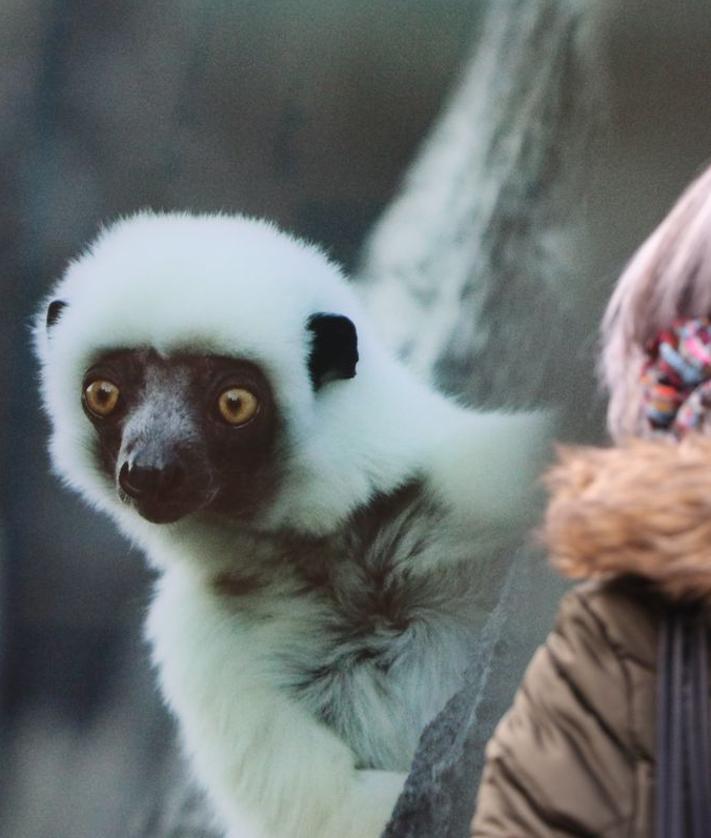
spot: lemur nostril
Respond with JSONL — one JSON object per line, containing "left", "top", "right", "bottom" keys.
{"left": 119, "top": 461, "right": 184, "bottom": 500}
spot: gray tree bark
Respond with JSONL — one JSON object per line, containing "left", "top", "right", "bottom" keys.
{"left": 372, "top": 3, "right": 602, "bottom": 835}
{"left": 143, "top": 1, "right": 604, "bottom": 836}
{"left": 358, "top": 0, "right": 602, "bottom": 432}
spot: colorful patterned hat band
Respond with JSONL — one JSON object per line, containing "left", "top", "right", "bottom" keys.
{"left": 642, "top": 317, "right": 711, "bottom": 437}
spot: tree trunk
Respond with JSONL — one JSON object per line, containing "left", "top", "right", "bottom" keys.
{"left": 369, "top": 2, "right": 601, "bottom": 835}
{"left": 358, "top": 0, "right": 601, "bottom": 433}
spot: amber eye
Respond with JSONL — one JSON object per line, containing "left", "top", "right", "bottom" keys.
{"left": 84, "top": 379, "right": 120, "bottom": 418}
{"left": 217, "top": 387, "right": 259, "bottom": 425}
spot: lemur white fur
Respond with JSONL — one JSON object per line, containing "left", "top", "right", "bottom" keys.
{"left": 35, "top": 212, "right": 549, "bottom": 838}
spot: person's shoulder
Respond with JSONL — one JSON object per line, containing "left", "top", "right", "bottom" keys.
{"left": 558, "top": 576, "right": 661, "bottom": 672}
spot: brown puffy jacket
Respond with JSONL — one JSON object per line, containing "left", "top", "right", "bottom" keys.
{"left": 471, "top": 437, "right": 711, "bottom": 838}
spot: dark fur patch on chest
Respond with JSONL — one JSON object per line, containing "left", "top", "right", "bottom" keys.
{"left": 212, "top": 571, "right": 266, "bottom": 598}
{"left": 295, "top": 482, "right": 473, "bottom": 673}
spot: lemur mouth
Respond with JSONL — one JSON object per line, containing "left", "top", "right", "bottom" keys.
{"left": 132, "top": 499, "right": 195, "bottom": 524}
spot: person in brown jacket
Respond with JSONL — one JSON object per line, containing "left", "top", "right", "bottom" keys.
{"left": 472, "top": 162, "right": 711, "bottom": 838}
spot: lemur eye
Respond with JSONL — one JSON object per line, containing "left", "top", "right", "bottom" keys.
{"left": 84, "top": 379, "right": 120, "bottom": 418}
{"left": 217, "top": 387, "right": 259, "bottom": 426}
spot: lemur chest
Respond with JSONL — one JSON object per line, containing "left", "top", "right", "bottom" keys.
{"left": 208, "top": 559, "right": 476, "bottom": 770}
{"left": 152, "top": 486, "right": 483, "bottom": 769}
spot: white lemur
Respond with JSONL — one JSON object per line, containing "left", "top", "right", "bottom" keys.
{"left": 35, "top": 212, "right": 549, "bottom": 838}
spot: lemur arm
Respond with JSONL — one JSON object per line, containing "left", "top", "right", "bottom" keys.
{"left": 430, "top": 409, "right": 554, "bottom": 528}
{"left": 147, "top": 568, "right": 404, "bottom": 838}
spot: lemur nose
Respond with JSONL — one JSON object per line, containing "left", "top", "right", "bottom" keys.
{"left": 119, "top": 460, "right": 185, "bottom": 500}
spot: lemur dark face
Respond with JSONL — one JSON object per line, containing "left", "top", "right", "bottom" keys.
{"left": 81, "top": 349, "right": 281, "bottom": 524}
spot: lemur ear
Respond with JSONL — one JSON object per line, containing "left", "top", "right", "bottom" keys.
{"left": 307, "top": 313, "right": 358, "bottom": 390}
{"left": 46, "top": 300, "right": 68, "bottom": 331}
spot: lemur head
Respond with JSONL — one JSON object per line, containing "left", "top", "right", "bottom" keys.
{"left": 34, "top": 212, "right": 407, "bottom": 539}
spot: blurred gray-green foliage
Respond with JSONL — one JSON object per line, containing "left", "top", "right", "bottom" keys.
{"left": 4, "top": 1, "right": 711, "bottom": 836}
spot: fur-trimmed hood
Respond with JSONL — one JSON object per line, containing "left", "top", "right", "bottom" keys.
{"left": 543, "top": 436, "right": 711, "bottom": 601}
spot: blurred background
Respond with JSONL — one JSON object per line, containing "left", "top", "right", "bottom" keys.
{"left": 2, "top": 1, "right": 711, "bottom": 835}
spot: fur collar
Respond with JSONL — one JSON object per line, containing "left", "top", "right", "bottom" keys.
{"left": 542, "top": 437, "right": 711, "bottom": 602}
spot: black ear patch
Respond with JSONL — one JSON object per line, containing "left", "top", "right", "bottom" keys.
{"left": 307, "top": 313, "right": 358, "bottom": 390}
{"left": 46, "top": 300, "right": 68, "bottom": 330}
